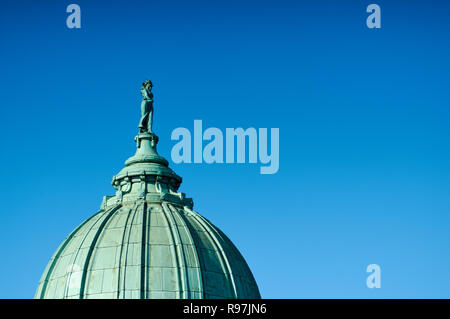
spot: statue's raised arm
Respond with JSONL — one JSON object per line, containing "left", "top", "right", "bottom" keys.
{"left": 138, "top": 80, "right": 154, "bottom": 134}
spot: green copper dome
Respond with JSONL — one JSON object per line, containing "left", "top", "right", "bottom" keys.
{"left": 35, "top": 82, "right": 260, "bottom": 299}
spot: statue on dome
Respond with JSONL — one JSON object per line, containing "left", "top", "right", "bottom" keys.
{"left": 138, "top": 80, "right": 154, "bottom": 133}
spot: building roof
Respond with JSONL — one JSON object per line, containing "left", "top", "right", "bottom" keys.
{"left": 35, "top": 82, "right": 260, "bottom": 299}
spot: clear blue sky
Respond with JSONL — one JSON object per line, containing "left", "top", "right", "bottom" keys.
{"left": 1, "top": 0, "right": 450, "bottom": 298}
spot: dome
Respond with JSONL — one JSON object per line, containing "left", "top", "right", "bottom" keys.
{"left": 35, "top": 83, "right": 260, "bottom": 299}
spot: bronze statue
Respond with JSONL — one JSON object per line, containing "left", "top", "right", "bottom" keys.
{"left": 138, "top": 80, "right": 154, "bottom": 133}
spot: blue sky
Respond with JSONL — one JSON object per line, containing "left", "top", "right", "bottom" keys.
{"left": 1, "top": 0, "right": 450, "bottom": 298}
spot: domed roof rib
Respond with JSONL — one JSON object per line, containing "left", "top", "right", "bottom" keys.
{"left": 36, "top": 209, "right": 105, "bottom": 299}
{"left": 118, "top": 203, "right": 141, "bottom": 298}
{"left": 160, "top": 203, "right": 187, "bottom": 298}
{"left": 116, "top": 204, "right": 136, "bottom": 298}
{"left": 162, "top": 202, "right": 211, "bottom": 298}
{"left": 140, "top": 204, "right": 148, "bottom": 299}
{"left": 61, "top": 209, "right": 112, "bottom": 298}
{"left": 184, "top": 207, "right": 238, "bottom": 298}
{"left": 79, "top": 204, "right": 122, "bottom": 299}
{"left": 209, "top": 222, "right": 261, "bottom": 298}
{"left": 164, "top": 203, "right": 204, "bottom": 298}
{"left": 195, "top": 213, "right": 259, "bottom": 298}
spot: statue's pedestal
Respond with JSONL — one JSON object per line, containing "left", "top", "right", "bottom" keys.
{"left": 111, "top": 131, "right": 182, "bottom": 201}
{"left": 125, "top": 132, "right": 167, "bottom": 167}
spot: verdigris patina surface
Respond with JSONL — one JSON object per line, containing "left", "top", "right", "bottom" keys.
{"left": 35, "top": 80, "right": 261, "bottom": 299}
{"left": 138, "top": 79, "right": 154, "bottom": 134}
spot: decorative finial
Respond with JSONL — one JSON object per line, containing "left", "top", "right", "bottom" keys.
{"left": 138, "top": 80, "right": 154, "bottom": 134}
